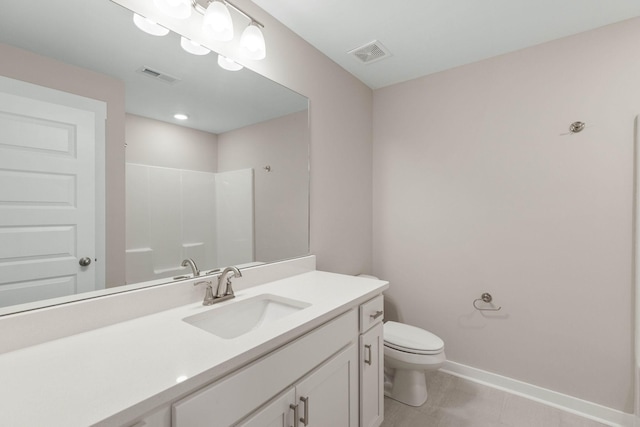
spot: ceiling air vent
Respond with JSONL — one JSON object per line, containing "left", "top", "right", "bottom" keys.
{"left": 136, "top": 66, "right": 181, "bottom": 85}
{"left": 348, "top": 40, "right": 391, "bottom": 65}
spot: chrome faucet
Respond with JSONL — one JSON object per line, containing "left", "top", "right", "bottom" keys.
{"left": 216, "top": 266, "right": 242, "bottom": 298}
{"left": 193, "top": 266, "right": 242, "bottom": 306}
{"left": 181, "top": 258, "right": 200, "bottom": 277}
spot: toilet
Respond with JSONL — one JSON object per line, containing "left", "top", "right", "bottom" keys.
{"left": 383, "top": 321, "right": 446, "bottom": 406}
{"left": 357, "top": 274, "right": 446, "bottom": 407}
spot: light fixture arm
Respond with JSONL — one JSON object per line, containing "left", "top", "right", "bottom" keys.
{"left": 191, "top": 0, "right": 264, "bottom": 28}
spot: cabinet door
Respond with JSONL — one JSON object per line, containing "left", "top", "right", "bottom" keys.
{"left": 236, "top": 389, "right": 296, "bottom": 427}
{"left": 295, "top": 344, "right": 358, "bottom": 427}
{"left": 360, "top": 322, "right": 384, "bottom": 427}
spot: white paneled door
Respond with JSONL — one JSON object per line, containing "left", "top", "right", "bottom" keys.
{"left": 0, "top": 76, "right": 105, "bottom": 308}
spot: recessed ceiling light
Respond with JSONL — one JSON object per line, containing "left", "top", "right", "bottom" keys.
{"left": 174, "top": 113, "right": 189, "bottom": 120}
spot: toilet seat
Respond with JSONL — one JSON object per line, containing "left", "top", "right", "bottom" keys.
{"left": 384, "top": 321, "right": 444, "bottom": 355}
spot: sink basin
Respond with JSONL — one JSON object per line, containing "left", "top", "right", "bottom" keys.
{"left": 183, "top": 294, "right": 311, "bottom": 339}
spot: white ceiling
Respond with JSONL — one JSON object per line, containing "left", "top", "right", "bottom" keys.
{"left": 252, "top": 0, "right": 640, "bottom": 89}
{"left": 0, "top": 0, "right": 308, "bottom": 134}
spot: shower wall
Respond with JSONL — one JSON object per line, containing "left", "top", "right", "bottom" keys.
{"left": 125, "top": 165, "right": 253, "bottom": 284}
{"left": 125, "top": 165, "right": 214, "bottom": 283}
{"left": 124, "top": 114, "right": 255, "bottom": 284}
{"left": 215, "top": 168, "right": 255, "bottom": 267}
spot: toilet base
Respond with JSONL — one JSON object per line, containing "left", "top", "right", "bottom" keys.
{"left": 384, "top": 368, "right": 428, "bottom": 407}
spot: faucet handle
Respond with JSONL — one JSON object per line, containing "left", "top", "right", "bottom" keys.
{"left": 224, "top": 277, "right": 235, "bottom": 297}
{"left": 194, "top": 280, "right": 215, "bottom": 306}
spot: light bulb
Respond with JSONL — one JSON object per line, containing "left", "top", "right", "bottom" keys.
{"left": 180, "top": 37, "right": 210, "bottom": 56}
{"left": 133, "top": 13, "right": 169, "bottom": 36}
{"left": 202, "top": 1, "right": 234, "bottom": 41}
{"left": 174, "top": 113, "right": 189, "bottom": 120}
{"left": 240, "top": 23, "right": 266, "bottom": 60}
{"left": 153, "top": 0, "right": 192, "bottom": 20}
{"left": 217, "top": 55, "right": 243, "bottom": 71}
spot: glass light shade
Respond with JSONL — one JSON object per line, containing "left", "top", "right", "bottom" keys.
{"left": 133, "top": 13, "right": 169, "bottom": 36}
{"left": 217, "top": 55, "right": 243, "bottom": 71}
{"left": 240, "top": 24, "right": 266, "bottom": 60}
{"left": 174, "top": 113, "right": 189, "bottom": 120}
{"left": 153, "top": 0, "right": 191, "bottom": 20}
{"left": 202, "top": 1, "right": 234, "bottom": 41}
{"left": 180, "top": 37, "right": 210, "bottom": 56}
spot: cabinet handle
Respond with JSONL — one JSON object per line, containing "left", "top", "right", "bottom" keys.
{"left": 370, "top": 310, "right": 383, "bottom": 320}
{"left": 364, "top": 344, "right": 372, "bottom": 365}
{"left": 289, "top": 404, "right": 299, "bottom": 427}
{"left": 299, "top": 396, "right": 309, "bottom": 426}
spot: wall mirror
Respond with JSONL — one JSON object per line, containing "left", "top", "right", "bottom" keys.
{"left": 0, "top": 0, "right": 310, "bottom": 315}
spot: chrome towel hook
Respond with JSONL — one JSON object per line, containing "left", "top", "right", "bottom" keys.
{"left": 569, "top": 121, "right": 585, "bottom": 133}
{"left": 473, "top": 292, "right": 502, "bottom": 311}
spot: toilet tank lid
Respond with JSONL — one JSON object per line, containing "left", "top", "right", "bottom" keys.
{"left": 384, "top": 321, "right": 444, "bottom": 352}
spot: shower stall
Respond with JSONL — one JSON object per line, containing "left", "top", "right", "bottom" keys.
{"left": 125, "top": 163, "right": 254, "bottom": 284}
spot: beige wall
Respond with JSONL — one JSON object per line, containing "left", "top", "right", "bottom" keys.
{"left": 373, "top": 17, "right": 640, "bottom": 412}
{"left": 0, "top": 42, "right": 127, "bottom": 287}
{"left": 218, "top": 111, "right": 310, "bottom": 263}
{"left": 125, "top": 113, "right": 218, "bottom": 172}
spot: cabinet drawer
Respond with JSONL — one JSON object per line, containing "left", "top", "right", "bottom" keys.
{"left": 359, "top": 295, "right": 384, "bottom": 333}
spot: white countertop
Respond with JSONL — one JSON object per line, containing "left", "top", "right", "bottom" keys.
{"left": 0, "top": 270, "right": 388, "bottom": 426}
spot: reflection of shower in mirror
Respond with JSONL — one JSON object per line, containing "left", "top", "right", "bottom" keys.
{"left": 126, "top": 164, "right": 254, "bottom": 284}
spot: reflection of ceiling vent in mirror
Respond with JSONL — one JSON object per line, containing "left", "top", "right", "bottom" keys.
{"left": 136, "top": 66, "right": 180, "bottom": 84}
{"left": 348, "top": 40, "right": 391, "bottom": 64}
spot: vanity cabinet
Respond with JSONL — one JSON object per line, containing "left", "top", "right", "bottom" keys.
{"left": 359, "top": 295, "right": 384, "bottom": 427}
{"left": 238, "top": 344, "right": 358, "bottom": 427}
{"left": 0, "top": 266, "right": 390, "bottom": 427}
{"left": 126, "top": 294, "right": 385, "bottom": 427}
{"left": 172, "top": 309, "right": 359, "bottom": 427}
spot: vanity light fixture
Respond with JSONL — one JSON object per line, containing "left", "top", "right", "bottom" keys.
{"left": 202, "top": 0, "right": 234, "bottom": 41}
{"left": 180, "top": 36, "right": 211, "bottom": 55}
{"left": 174, "top": 113, "right": 189, "bottom": 120}
{"left": 217, "top": 54, "right": 243, "bottom": 71}
{"left": 136, "top": 0, "right": 267, "bottom": 62}
{"left": 153, "top": 0, "right": 192, "bottom": 20}
{"left": 133, "top": 13, "right": 170, "bottom": 36}
{"left": 239, "top": 22, "right": 266, "bottom": 60}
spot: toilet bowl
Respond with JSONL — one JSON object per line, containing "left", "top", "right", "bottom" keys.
{"left": 355, "top": 275, "right": 446, "bottom": 407}
{"left": 383, "top": 321, "right": 446, "bottom": 407}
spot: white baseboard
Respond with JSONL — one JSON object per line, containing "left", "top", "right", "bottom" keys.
{"left": 441, "top": 361, "right": 635, "bottom": 427}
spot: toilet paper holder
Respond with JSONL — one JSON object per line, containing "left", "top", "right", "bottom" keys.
{"left": 473, "top": 292, "right": 502, "bottom": 311}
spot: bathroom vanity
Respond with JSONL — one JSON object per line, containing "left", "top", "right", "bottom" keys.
{"left": 0, "top": 262, "right": 388, "bottom": 427}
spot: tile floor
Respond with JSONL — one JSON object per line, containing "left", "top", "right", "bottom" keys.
{"left": 380, "top": 371, "right": 610, "bottom": 427}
